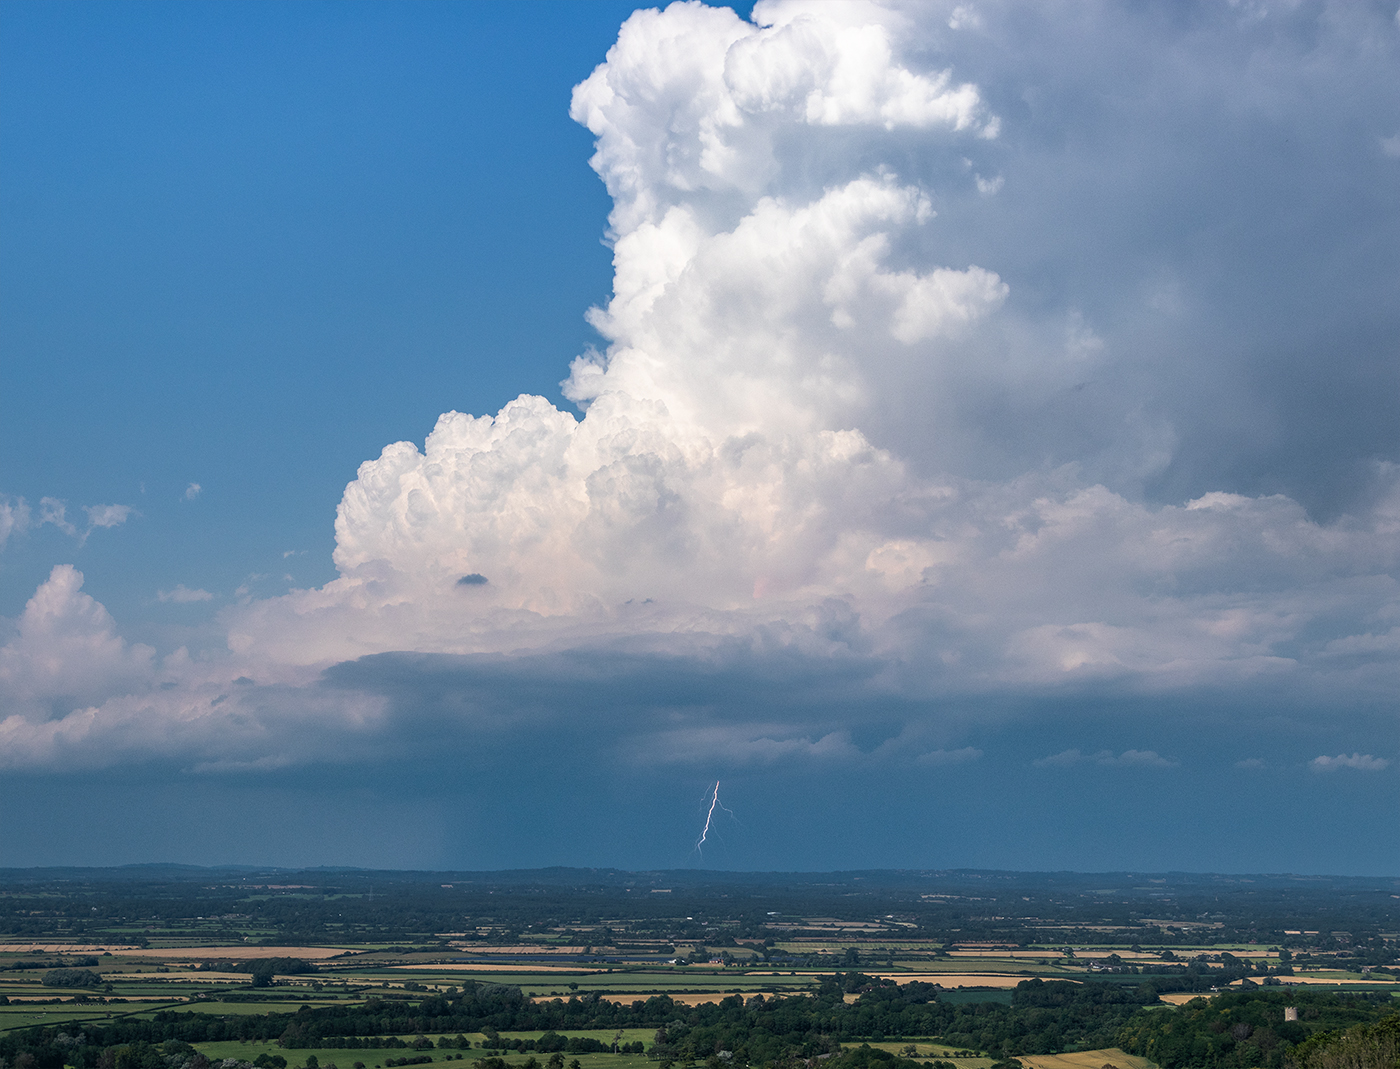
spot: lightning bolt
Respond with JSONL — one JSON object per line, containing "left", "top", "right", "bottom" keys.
{"left": 694, "top": 781, "right": 735, "bottom": 852}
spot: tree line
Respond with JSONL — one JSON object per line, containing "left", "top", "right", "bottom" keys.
{"left": 1, "top": 974, "right": 1395, "bottom": 1069}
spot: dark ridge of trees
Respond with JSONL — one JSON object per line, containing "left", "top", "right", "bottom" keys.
{"left": 2, "top": 978, "right": 1395, "bottom": 1069}
{"left": 40, "top": 968, "right": 103, "bottom": 988}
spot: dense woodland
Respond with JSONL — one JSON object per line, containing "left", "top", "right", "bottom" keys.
{"left": 2, "top": 976, "right": 1395, "bottom": 1069}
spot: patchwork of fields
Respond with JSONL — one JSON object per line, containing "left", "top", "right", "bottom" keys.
{"left": 1, "top": 868, "right": 1396, "bottom": 1069}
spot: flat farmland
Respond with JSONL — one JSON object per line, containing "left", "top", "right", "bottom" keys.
{"left": 372, "top": 967, "right": 822, "bottom": 1000}
{"left": 0, "top": 1001, "right": 186, "bottom": 1031}
{"left": 1017, "top": 1048, "right": 1157, "bottom": 1069}
{"left": 1, "top": 865, "right": 1395, "bottom": 1069}
{"left": 874, "top": 973, "right": 1071, "bottom": 988}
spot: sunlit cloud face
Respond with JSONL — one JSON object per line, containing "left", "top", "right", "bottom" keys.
{"left": 1, "top": 0, "right": 1397, "bottom": 837}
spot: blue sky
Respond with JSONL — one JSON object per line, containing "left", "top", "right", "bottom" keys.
{"left": 1, "top": 0, "right": 641, "bottom": 620}
{"left": 1, "top": 0, "right": 1397, "bottom": 874}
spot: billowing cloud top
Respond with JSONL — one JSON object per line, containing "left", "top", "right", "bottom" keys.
{"left": 3, "top": 0, "right": 1398, "bottom": 787}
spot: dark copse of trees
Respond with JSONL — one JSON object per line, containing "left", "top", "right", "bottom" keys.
{"left": 1116, "top": 989, "right": 1397, "bottom": 1069}
{"left": 242, "top": 959, "right": 318, "bottom": 988}
{"left": 41, "top": 969, "right": 103, "bottom": 988}
{"left": 819, "top": 1045, "right": 940, "bottom": 1069}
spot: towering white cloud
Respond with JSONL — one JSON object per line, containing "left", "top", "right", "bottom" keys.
{"left": 230, "top": 0, "right": 1399, "bottom": 686}
{"left": 226, "top": 0, "right": 1022, "bottom": 667}
{"left": 3, "top": 0, "right": 1399, "bottom": 772}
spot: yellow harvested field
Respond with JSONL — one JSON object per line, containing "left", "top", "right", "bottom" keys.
{"left": 106, "top": 946, "right": 362, "bottom": 960}
{"left": 2, "top": 944, "right": 142, "bottom": 953}
{"left": 947, "top": 951, "right": 1077, "bottom": 960}
{"left": 1018, "top": 1048, "right": 1156, "bottom": 1069}
{"left": 399, "top": 962, "right": 599, "bottom": 973}
{"left": 874, "top": 973, "right": 1076, "bottom": 988}
{"left": 102, "top": 971, "right": 248, "bottom": 982}
{"left": 1231, "top": 976, "right": 1397, "bottom": 987}
{"left": 449, "top": 946, "right": 588, "bottom": 955}
{"left": 3, "top": 995, "right": 184, "bottom": 1004}
{"left": 1158, "top": 993, "right": 1208, "bottom": 1006}
{"left": 949, "top": 949, "right": 1273, "bottom": 962}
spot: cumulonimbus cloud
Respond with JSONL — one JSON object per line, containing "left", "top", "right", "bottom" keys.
{"left": 3, "top": 0, "right": 1399, "bottom": 773}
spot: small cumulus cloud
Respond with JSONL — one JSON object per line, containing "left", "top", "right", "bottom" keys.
{"left": 1235, "top": 757, "right": 1266, "bottom": 770}
{"left": 78, "top": 504, "right": 135, "bottom": 546}
{"left": 29, "top": 499, "right": 134, "bottom": 545}
{"left": 1034, "top": 748, "right": 1086, "bottom": 767}
{"left": 0, "top": 496, "right": 32, "bottom": 551}
{"left": 975, "top": 173, "right": 1003, "bottom": 195}
{"left": 1381, "top": 134, "right": 1400, "bottom": 158}
{"left": 948, "top": 5, "right": 981, "bottom": 31}
{"left": 0, "top": 498, "right": 131, "bottom": 550}
{"left": 184, "top": 483, "right": 202, "bottom": 501}
{"left": 1113, "top": 750, "right": 1176, "bottom": 767}
{"left": 1034, "top": 748, "right": 1176, "bottom": 768}
{"left": 917, "top": 746, "right": 982, "bottom": 766}
{"left": 84, "top": 504, "right": 133, "bottom": 530}
{"left": 1309, "top": 753, "right": 1390, "bottom": 773}
{"left": 39, "top": 497, "right": 76, "bottom": 536}
{"left": 157, "top": 585, "right": 214, "bottom": 604}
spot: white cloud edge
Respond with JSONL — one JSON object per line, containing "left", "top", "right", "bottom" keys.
{"left": 157, "top": 585, "right": 215, "bottom": 604}
{"left": 1309, "top": 753, "right": 1391, "bottom": 773}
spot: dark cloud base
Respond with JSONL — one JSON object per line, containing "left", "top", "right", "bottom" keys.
{"left": 2, "top": 752, "right": 1391, "bottom": 875}
{"left": 3, "top": 650, "right": 1393, "bottom": 875}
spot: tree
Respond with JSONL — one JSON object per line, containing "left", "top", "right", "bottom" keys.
{"left": 1287, "top": 1013, "right": 1399, "bottom": 1069}
{"left": 42, "top": 968, "right": 102, "bottom": 988}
